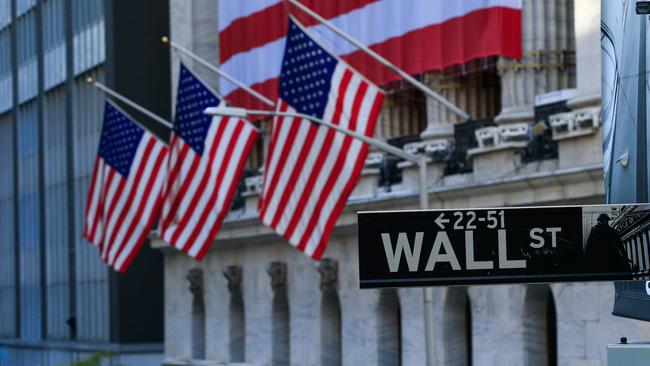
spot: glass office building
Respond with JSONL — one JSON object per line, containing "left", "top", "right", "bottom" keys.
{"left": 0, "top": 1, "right": 170, "bottom": 365}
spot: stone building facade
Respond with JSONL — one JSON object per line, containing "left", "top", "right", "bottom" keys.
{"left": 158, "top": 1, "right": 650, "bottom": 365}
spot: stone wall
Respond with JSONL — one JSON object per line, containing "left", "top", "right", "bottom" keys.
{"left": 160, "top": 232, "right": 650, "bottom": 366}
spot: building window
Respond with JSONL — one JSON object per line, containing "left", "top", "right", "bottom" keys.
{"left": 524, "top": 285, "right": 557, "bottom": 366}
{"left": 0, "top": 113, "right": 16, "bottom": 338}
{"left": 187, "top": 268, "right": 205, "bottom": 360}
{"left": 269, "top": 262, "right": 289, "bottom": 366}
{"left": 444, "top": 287, "right": 472, "bottom": 366}
{"left": 224, "top": 265, "right": 245, "bottom": 362}
{"left": 318, "top": 259, "right": 341, "bottom": 366}
{"left": 377, "top": 289, "right": 401, "bottom": 366}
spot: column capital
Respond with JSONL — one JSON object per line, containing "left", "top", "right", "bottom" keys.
{"left": 316, "top": 258, "right": 338, "bottom": 291}
{"left": 223, "top": 265, "right": 243, "bottom": 293}
{"left": 186, "top": 268, "right": 204, "bottom": 303}
{"left": 267, "top": 261, "right": 287, "bottom": 292}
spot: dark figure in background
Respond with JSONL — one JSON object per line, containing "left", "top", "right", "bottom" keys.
{"left": 584, "top": 214, "right": 632, "bottom": 273}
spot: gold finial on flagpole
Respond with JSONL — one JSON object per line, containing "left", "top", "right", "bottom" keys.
{"left": 85, "top": 77, "right": 94, "bottom": 84}
{"left": 161, "top": 36, "right": 169, "bottom": 44}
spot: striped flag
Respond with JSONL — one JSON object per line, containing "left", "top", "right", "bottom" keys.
{"left": 83, "top": 102, "right": 169, "bottom": 272}
{"left": 159, "top": 64, "right": 258, "bottom": 260}
{"left": 259, "top": 19, "right": 384, "bottom": 259}
{"left": 219, "top": 0, "right": 522, "bottom": 109}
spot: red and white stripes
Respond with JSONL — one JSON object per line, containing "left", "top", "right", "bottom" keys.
{"left": 83, "top": 133, "right": 168, "bottom": 272}
{"left": 159, "top": 117, "right": 258, "bottom": 260}
{"left": 219, "top": 0, "right": 522, "bottom": 109}
{"left": 259, "top": 64, "right": 383, "bottom": 259}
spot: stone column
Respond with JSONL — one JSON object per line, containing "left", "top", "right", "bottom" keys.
{"left": 224, "top": 265, "right": 245, "bottom": 362}
{"left": 169, "top": 0, "right": 220, "bottom": 109}
{"left": 420, "top": 73, "right": 458, "bottom": 142}
{"left": 224, "top": 265, "right": 243, "bottom": 293}
{"left": 186, "top": 268, "right": 206, "bottom": 360}
{"left": 317, "top": 259, "right": 341, "bottom": 366}
{"left": 470, "top": 0, "right": 576, "bottom": 179}
{"left": 268, "top": 262, "right": 290, "bottom": 366}
{"left": 551, "top": 0, "right": 602, "bottom": 169}
{"left": 268, "top": 261, "right": 288, "bottom": 293}
{"left": 496, "top": 0, "right": 576, "bottom": 125}
{"left": 317, "top": 258, "right": 339, "bottom": 291}
{"left": 569, "top": 0, "right": 599, "bottom": 108}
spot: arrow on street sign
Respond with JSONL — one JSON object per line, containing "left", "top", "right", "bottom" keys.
{"left": 434, "top": 213, "right": 449, "bottom": 229}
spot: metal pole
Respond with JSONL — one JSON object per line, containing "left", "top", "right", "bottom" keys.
{"left": 286, "top": 0, "right": 470, "bottom": 121}
{"left": 162, "top": 36, "right": 276, "bottom": 108}
{"left": 418, "top": 155, "right": 437, "bottom": 366}
{"left": 206, "top": 107, "right": 419, "bottom": 164}
{"left": 86, "top": 77, "right": 174, "bottom": 129}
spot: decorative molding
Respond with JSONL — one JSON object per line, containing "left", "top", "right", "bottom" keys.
{"left": 469, "top": 123, "right": 530, "bottom": 157}
{"left": 364, "top": 152, "right": 383, "bottom": 167}
{"left": 267, "top": 262, "right": 287, "bottom": 291}
{"left": 317, "top": 258, "right": 339, "bottom": 291}
{"left": 243, "top": 175, "right": 263, "bottom": 196}
{"left": 186, "top": 268, "right": 204, "bottom": 301}
{"left": 223, "top": 265, "right": 243, "bottom": 293}
{"left": 550, "top": 107, "right": 600, "bottom": 141}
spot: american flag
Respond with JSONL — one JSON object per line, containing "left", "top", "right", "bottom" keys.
{"left": 259, "top": 18, "right": 384, "bottom": 259}
{"left": 159, "top": 64, "right": 258, "bottom": 260}
{"left": 83, "top": 102, "right": 169, "bottom": 272}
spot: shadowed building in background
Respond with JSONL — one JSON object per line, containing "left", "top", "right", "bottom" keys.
{"left": 0, "top": 0, "right": 170, "bottom": 365}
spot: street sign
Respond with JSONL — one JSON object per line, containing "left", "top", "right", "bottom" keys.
{"left": 358, "top": 204, "right": 650, "bottom": 288}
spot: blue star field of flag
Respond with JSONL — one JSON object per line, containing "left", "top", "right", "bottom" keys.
{"left": 279, "top": 19, "right": 337, "bottom": 119}
{"left": 98, "top": 103, "right": 145, "bottom": 178}
{"left": 175, "top": 64, "right": 221, "bottom": 155}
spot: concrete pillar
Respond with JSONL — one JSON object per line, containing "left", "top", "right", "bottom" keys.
{"left": 169, "top": 0, "right": 220, "bottom": 109}
{"left": 420, "top": 73, "right": 457, "bottom": 142}
{"left": 496, "top": 0, "right": 576, "bottom": 125}
{"left": 568, "top": 0, "right": 600, "bottom": 109}
{"left": 468, "top": 0, "right": 576, "bottom": 180}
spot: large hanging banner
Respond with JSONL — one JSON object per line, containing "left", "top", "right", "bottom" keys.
{"left": 219, "top": 0, "right": 522, "bottom": 110}
{"left": 358, "top": 204, "right": 650, "bottom": 288}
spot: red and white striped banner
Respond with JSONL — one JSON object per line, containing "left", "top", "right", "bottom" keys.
{"left": 219, "top": 0, "right": 522, "bottom": 110}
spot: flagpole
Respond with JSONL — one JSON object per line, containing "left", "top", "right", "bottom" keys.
{"left": 205, "top": 106, "right": 417, "bottom": 163}
{"left": 161, "top": 36, "right": 276, "bottom": 108}
{"left": 86, "top": 77, "right": 174, "bottom": 130}
{"left": 286, "top": 0, "right": 470, "bottom": 122}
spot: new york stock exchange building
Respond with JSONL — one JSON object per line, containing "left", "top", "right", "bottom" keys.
{"left": 159, "top": 1, "right": 650, "bottom": 365}
{"left": 1, "top": 0, "right": 650, "bottom": 366}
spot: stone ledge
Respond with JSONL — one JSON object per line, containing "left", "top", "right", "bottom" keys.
{"left": 553, "top": 128, "right": 597, "bottom": 141}
{"left": 567, "top": 92, "right": 601, "bottom": 109}
{"left": 467, "top": 141, "right": 528, "bottom": 157}
{"left": 152, "top": 163, "right": 604, "bottom": 252}
{"left": 0, "top": 338, "right": 163, "bottom": 353}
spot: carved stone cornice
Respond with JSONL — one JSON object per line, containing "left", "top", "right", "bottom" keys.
{"left": 317, "top": 258, "right": 338, "bottom": 291}
{"left": 186, "top": 268, "right": 204, "bottom": 307}
{"left": 223, "top": 265, "right": 243, "bottom": 293}
{"left": 267, "top": 262, "right": 287, "bottom": 292}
